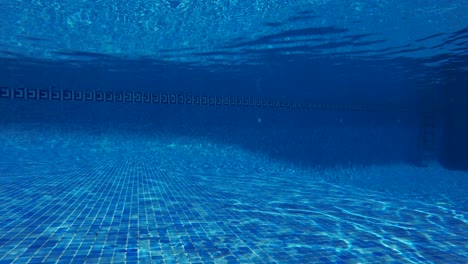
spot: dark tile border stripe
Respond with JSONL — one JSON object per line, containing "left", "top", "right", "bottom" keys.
{"left": 0, "top": 86, "right": 411, "bottom": 112}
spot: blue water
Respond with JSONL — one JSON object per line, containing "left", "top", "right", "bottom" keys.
{"left": 1, "top": 1, "right": 467, "bottom": 263}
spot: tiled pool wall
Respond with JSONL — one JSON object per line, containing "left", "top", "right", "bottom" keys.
{"left": 0, "top": 84, "right": 425, "bottom": 167}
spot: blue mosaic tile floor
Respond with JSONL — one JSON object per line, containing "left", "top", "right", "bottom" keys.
{"left": 0, "top": 126, "right": 467, "bottom": 263}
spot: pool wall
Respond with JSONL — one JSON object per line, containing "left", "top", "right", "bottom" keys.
{"left": 1, "top": 57, "right": 434, "bottom": 170}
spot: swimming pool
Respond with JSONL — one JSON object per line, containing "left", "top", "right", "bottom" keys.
{"left": 1, "top": 0, "right": 467, "bottom": 263}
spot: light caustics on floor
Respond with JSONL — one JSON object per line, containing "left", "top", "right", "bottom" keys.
{"left": 0, "top": 127, "right": 466, "bottom": 264}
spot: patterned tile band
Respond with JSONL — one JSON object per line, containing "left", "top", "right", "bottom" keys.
{"left": 0, "top": 86, "right": 410, "bottom": 112}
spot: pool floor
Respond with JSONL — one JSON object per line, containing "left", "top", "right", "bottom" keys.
{"left": 0, "top": 126, "right": 466, "bottom": 263}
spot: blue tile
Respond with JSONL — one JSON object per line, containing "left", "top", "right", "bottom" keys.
{"left": 0, "top": 130, "right": 466, "bottom": 264}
